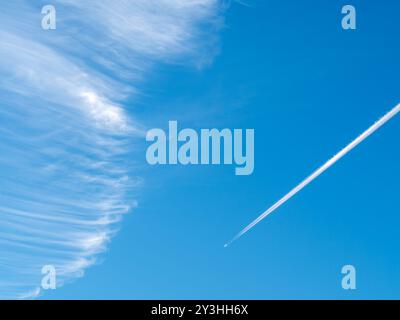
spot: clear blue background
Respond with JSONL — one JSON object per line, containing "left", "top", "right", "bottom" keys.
{"left": 45, "top": 0, "right": 400, "bottom": 299}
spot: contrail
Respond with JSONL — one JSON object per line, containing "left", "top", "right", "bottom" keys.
{"left": 225, "top": 103, "right": 400, "bottom": 248}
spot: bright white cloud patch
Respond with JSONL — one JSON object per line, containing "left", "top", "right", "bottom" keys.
{"left": 0, "top": 0, "right": 222, "bottom": 299}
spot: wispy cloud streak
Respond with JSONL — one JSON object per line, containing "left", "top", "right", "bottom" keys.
{"left": 226, "top": 104, "right": 400, "bottom": 247}
{"left": 0, "top": 0, "right": 222, "bottom": 298}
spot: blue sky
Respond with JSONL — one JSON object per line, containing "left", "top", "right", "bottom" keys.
{"left": 1, "top": 0, "right": 400, "bottom": 299}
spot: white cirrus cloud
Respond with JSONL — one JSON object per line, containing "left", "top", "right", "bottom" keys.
{"left": 0, "top": 0, "right": 223, "bottom": 299}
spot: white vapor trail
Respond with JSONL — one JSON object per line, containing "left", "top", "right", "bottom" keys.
{"left": 225, "top": 103, "right": 400, "bottom": 247}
